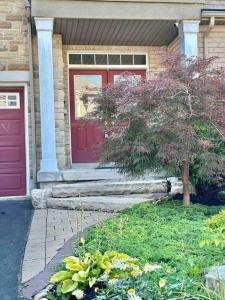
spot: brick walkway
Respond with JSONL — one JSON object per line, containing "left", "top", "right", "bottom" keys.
{"left": 22, "top": 209, "right": 113, "bottom": 283}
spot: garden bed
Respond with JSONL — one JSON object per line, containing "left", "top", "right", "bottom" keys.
{"left": 46, "top": 200, "right": 225, "bottom": 299}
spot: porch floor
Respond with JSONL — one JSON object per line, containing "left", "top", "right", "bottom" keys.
{"left": 38, "top": 163, "right": 166, "bottom": 184}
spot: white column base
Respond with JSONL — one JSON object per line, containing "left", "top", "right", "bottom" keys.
{"left": 40, "top": 159, "right": 58, "bottom": 173}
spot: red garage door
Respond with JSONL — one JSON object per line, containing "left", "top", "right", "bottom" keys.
{"left": 0, "top": 88, "right": 26, "bottom": 196}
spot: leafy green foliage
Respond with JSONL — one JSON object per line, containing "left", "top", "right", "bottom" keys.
{"left": 48, "top": 201, "right": 225, "bottom": 299}
{"left": 205, "top": 209, "right": 225, "bottom": 228}
{"left": 80, "top": 201, "right": 224, "bottom": 297}
{"left": 95, "top": 272, "right": 205, "bottom": 300}
{"left": 200, "top": 209, "right": 225, "bottom": 249}
{"left": 49, "top": 250, "right": 142, "bottom": 298}
{"left": 190, "top": 124, "right": 225, "bottom": 186}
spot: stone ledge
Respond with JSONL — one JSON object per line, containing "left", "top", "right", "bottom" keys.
{"left": 47, "top": 193, "right": 166, "bottom": 212}
{"left": 37, "top": 167, "right": 166, "bottom": 183}
{"left": 37, "top": 171, "right": 63, "bottom": 182}
{"left": 206, "top": 265, "right": 225, "bottom": 293}
{"left": 52, "top": 180, "right": 167, "bottom": 198}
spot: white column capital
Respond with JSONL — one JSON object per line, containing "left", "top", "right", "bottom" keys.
{"left": 35, "top": 17, "right": 54, "bottom": 32}
{"left": 179, "top": 20, "right": 200, "bottom": 35}
{"left": 179, "top": 20, "right": 200, "bottom": 58}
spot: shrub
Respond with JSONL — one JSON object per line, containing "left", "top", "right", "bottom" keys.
{"left": 205, "top": 209, "right": 225, "bottom": 229}
{"left": 200, "top": 209, "right": 225, "bottom": 248}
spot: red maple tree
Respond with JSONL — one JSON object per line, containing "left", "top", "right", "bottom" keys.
{"left": 94, "top": 54, "right": 225, "bottom": 207}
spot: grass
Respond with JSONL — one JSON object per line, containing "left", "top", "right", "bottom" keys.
{"left": 78, "top": 200, "right": 225, "bottom": 283}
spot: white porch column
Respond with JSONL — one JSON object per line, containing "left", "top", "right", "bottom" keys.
{"left": 35, "top": 18, "right": 58, "bottom": 172}
{"left": 179, "top": 20, "right": 200, "bottom": 58}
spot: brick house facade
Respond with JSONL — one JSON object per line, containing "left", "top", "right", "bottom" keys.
{"left": 0, "top": 0, "right": 225, "bottom": 196}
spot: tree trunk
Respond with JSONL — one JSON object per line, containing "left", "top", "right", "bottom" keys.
{"left": 182, "top": 160, "right": 190, "bottom": 207}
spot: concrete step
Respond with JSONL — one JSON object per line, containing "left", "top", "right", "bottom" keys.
{"left": 47, "top": 193, "right": 166, "bottom": 212}
{"left": 52, "top": 180, "right": 167, "bottom": 198}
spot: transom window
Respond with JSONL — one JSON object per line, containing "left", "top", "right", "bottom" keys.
{"left": 0, "top": 93, "right": 20, "bottom": 109}
{"left": 69, "top": 53, "right": 147, "bottom": 68}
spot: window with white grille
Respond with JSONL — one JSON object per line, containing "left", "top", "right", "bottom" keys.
{"left": 0, "top": 93, "right": 20, "bottom": 109}
{"left": 69, "top": 53, "right": 147, "bottom": 68}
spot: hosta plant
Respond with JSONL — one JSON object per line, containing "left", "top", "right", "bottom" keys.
{"left": 48, "top": 250, "right": 142, "bottom": 299}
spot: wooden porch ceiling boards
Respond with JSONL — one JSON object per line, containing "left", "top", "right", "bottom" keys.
{"left": 54, "top": 18, "right": 178, "bottom": 46}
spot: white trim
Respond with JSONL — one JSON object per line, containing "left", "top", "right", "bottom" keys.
{"left": 0, "top": 83, "right": 30, "bottom": 196}
{"left": 0, "top": 196, "right": 30, "bottom": 201}
{"left": 67, "top": 60, "right": 73, "bottom": 167}
{"left": 69, "top": 65, "right": 148, "bottom": 70}
{"left": 67, "top": 51, "right": 149, "bottom": 70}
{"left": 35, "top": 17, "right": 54, "bottom": 32}
{"left": 0, "top": 71, "right": 30, "bottom": 82}
{"left": 24, "top": 84, "right": 30, "bottom": 195}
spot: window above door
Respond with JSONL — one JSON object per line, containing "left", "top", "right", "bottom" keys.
{"left": 68, "top": 52, "right": 148, "bottom": 69}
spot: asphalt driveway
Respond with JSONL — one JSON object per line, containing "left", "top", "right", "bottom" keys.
{"left": 0, "top": 200, "right": 33, "bottom": 300}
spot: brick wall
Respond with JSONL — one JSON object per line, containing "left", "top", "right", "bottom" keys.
{"left": 168, "top": 36, "right": 180, "bottom": 53}
{"left": 0, "top": 0, "right": 29, "bottom": 71}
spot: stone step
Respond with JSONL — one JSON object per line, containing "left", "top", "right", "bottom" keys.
{"left": 47, "top": 193, "right": 166, "bottom": 212}
{"left": 52, "top": 180, "right": 167, "bottom": 198}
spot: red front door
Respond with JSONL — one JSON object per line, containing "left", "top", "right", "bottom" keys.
{"left": 0, "top": 88, "right": 26, "bottom": 196}
{"left": 70, "top": 69, "right": 146, "bottom": 163}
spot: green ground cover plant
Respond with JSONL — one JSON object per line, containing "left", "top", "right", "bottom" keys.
{"left": 82, "top": 201, "right": 223, "bottom": 267}
{"left": 48, "top": 201, "right": 225, "bottom": 299}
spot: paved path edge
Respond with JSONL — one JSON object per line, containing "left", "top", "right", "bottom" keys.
{"left": 18, "top": 205, "right": 34, "bottom": 299}
{"left": 22, "top": 227, "right": 90, "bottom": 300}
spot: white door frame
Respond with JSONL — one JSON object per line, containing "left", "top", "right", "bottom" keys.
{"left": 0, "top": 82, "right": 30, "bottom": 197}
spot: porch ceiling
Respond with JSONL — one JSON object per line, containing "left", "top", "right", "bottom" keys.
{"left": 54, "top": 18, "right": 178, "bottom": 46}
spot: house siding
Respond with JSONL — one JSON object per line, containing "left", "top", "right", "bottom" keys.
{"left": 199, "top": 25, "right": 225, "bottom": 68}
{"left": 0, "top": 0, "right": 29, "bottom": 72}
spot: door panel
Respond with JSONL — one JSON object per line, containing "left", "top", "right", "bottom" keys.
{"left": 70, "top": 69, "right": 146, "bottom": 163}
{"left": 0, "top": 88, "right": 26, "bottom": 196}
{"left": 69, "top": 70, "right": 107, "bottom": 163}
